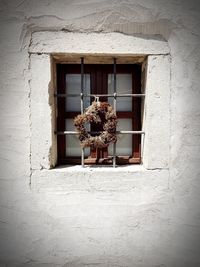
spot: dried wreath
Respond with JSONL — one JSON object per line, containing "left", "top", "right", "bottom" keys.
{"left": 74, "top": 99, "right": 117, "bottom": 148}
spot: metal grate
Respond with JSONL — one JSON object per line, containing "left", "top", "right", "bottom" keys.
{"left": 55, "top": 58, "right": 145, "bottom": 167}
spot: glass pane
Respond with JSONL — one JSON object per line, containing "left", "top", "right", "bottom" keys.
{"left": 65, "top": 74, "right": 90, "bottom": 111}
{"left": 108, "top": 119, "right": 132, "bottom": 156}
{"left": 108, "top": 74, "right": 132, "bottom": 111}
{"left": 65, "top": 119, "right": 90, "bottom": 156}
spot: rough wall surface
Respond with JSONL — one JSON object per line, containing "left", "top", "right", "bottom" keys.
{"left": 0, "top": 0, "right": 200, "bottom": 266}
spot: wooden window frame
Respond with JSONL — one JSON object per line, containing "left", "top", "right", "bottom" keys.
{"left": 56, "top": 63, "right": 142, "bottom": 165}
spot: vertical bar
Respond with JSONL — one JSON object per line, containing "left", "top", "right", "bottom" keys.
{"left": 81, "top": 57, "right": 85, "bottom": 167}
{"left": 113, "top": 58, "right": 117, "bottom": 111}
{"left": 81, "top": 57, "right": 84, "bottom": 114}
{"left": 81, "top": 148, "right": 84, "bottom": 167}
{"left": 113, "top": 58, "right": 117, "bottom": 168}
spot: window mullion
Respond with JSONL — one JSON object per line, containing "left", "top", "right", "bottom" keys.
{"left": 57, "top": 66, "right": 66, "bottom": 163}
{"left": 132, "top": 65, "right": 142, "bottom": 159}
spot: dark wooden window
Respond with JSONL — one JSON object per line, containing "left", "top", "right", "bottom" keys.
{"left": 56, "top": 63, "right": 142, "bottom": 165}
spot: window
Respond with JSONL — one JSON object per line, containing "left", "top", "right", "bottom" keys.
{"left": 56, "top": 60, "right": 144, "bottom": 166}
{"left": 30, "top": 32, "right": 170, "bottom": 170}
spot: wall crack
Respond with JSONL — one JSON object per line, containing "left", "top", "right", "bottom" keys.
{"left": 28, "top": 33, "right": 33, "bottom": 189}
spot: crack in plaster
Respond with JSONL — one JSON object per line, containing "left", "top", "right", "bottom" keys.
{"left": 27, "top": 14, "right": 66, "bottom": 22}
{"left": 28, "top": 35, "right": 33, "bottom": 188}
{"left": 19, "top": 10, "right": 174, "bottom": 47}
{"left": 169, "top": 53, "right": 173, "bottom": 190}
{"left": 16, "top": 0, "right": 27, "bottom": 8}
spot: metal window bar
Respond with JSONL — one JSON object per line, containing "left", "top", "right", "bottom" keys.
{"left": 113, "top": 58, "right": 117, "bottom": 167}
{"left": 54, "top": 93, "right": 145, "bottom": 97}
{"left": 56, "top": 131, "right": 145, "bottom": 135}
{"left": 81, "top": 57, "right": 85, "bottom": 167}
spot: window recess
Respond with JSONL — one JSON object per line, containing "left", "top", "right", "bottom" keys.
{"left": 55, "top": 58, "right": 145, "bottom": 167}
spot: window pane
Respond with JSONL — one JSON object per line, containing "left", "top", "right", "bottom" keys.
{"left": 108, "top": 119, "right": 132, "bottom": 156}
{"left": 108, "top": 74, "right": 132, "bottom": 111}
{"left": 65, "top": 74, "right": 90, "bottom": 111}
{"left": 65, "top": 119, "right": 90, "bottom": 156}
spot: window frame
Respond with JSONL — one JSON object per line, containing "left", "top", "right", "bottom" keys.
{"left": 56, "top": 62, "right": 143, "bottom": 166}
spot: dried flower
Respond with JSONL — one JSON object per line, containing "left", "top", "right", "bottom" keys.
{"left": 74, "top": 101, "right": 117, "bottom": 148}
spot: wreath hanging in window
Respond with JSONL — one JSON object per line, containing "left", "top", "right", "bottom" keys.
{"left": 74, "top": 99, "right": 117, "bottom": 148}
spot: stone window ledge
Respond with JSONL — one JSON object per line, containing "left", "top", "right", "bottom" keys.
{"left": 31, "top": 167, "right": 169, "bottom": 193}
{"left": 49, "top": 164, "right": 147, "bottom": 173}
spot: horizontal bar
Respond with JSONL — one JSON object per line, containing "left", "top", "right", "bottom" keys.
{"left": 115, "top": 94, "right": 145, "bottom": 97}
{"left": 54, "top": 93, "right": 145, "bottom": 98}
{"left": 55, "top": 130, "right": 145, "bottom": 135}
{"left": 117, "top": 131, "right": 145, "bottom": 134}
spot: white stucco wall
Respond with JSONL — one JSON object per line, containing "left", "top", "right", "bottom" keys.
{"left": 0, "top": 1, "right": 200, "bottom": 266}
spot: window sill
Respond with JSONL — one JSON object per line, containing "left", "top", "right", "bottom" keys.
{"left": 51, "top": 164, "right": 146, "bottom": 173}
{"left": 31, "top": 165, "right": 169, "bottom": 193}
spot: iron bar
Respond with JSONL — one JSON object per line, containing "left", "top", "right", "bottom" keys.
{"left": 54, "top": 93, "right": 145, "bottom": 98}
{"left": 113, "top": 58, "right": 117, "bottom": 168}
{"left": 55, "top": 130, "right": 145, "bottom": 135}
{"left": 117, "top": 131, "right": 145, "bottom": 134}
{"left": 113, "top": 93, "right": 145, "bottom": 97}
{"left": 81, "top": 57, "right": 84, "bottom": 167}
{"left": 81, "top": 57, "right": 84, "bottom": 114}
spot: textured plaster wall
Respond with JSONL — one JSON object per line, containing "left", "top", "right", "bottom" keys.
{"left": 0, "top": 1, "right": 200, "bottom": 267}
